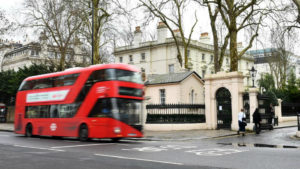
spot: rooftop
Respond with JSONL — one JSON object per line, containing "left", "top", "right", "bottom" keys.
{"left": 145, "top": 71, "right": 202, "bottom": 85}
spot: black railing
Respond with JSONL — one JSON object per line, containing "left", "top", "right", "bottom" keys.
{"left": 297, "top": 113, "right": 300, "bottom": 131}
{"left": 282, "top": 102, "right": 300, "bottom": 117}
{"left": 146, "top": 104, "right": 205, "bottom": 123}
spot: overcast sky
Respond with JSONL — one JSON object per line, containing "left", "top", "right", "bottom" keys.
{"left": 1, "top": 0, "right": 23, "bottom": 12}
{"left": 1, "top": 0, "right": 299, "bottom": 55}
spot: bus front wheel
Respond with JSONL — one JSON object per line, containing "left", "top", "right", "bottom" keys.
{"left": 25, "top": 124, "right": 33, "bottom": 137}
{"left": 79, "top": 124, "right": 89, "bottom": 142}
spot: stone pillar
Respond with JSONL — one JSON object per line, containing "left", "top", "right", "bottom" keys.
{"left": 230, "top": 76, "right": 245, "bottom": 131}
{"left": 275, "top": 99, "right": 283, "bottom": 123}
{"left": 204, "top": 79, "right": 215, "bottom": 129}
{"left": 248, "top": 88, "right": 259, "bottom": 130}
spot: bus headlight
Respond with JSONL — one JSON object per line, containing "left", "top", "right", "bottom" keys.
{"left": 114, "top": 127, "right": 121, "bottom": 134}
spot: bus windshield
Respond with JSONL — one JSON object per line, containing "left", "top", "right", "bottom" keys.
{"left": 88, "top": 98, "right": 142, "bottom": 125}
{"left": 88, "top": 69, "right": 143, "bottom": 84}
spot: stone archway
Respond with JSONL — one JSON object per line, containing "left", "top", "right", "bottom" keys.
{"left": 216, "top": 87, "right": 232, "bottom": 129}
{"left": 204, "top": 72, "right": 245, "bottom": 130}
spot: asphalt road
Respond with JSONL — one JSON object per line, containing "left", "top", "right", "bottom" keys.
{"left": 0, "top": 128, "right": 300, "bottom": 169}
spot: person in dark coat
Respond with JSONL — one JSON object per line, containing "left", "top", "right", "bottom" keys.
{"left": 253, "top": 108, "right": 261, "bottom": 134}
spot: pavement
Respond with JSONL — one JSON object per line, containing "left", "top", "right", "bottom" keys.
{"left": 0, "top": 120, "right": 298, "bottom": 140}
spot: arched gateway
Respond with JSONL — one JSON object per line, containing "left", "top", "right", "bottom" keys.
{"left": 216, "top": 87, "right": 232, "bottom": 129}
{"left": 204, "top": 72, "right": 245, "bottom": 130}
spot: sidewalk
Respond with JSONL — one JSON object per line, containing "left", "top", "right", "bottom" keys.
{"left": 0, "top": 120, "right": 297, "bottom": 140}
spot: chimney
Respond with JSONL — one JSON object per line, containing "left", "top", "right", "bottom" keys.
{"left": 133, "top": 26, "right": 142, "bottom": 47}
{"left": 199, "top": 32, "right": 210, "bottom": 44}
{"left": 39, "top": 30, "right": 48, "bottom": 42}
{"left": 157, "top": 22, "right": 168, "bottom": 43}
{"left": 173, "top": 29, "right": 181, "bottom": 37}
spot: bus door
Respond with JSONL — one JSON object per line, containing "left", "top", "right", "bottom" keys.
{"left": 55, "top": 103, "right": 82, "bottom": 137}
{"left": 86, "top": 97, "right": 111, "bottom": 138}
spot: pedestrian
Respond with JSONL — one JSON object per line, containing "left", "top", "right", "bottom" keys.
{"left": 238, "top": 108, "right": 246, "bottom": 136}
{"left": 253, "top": 108, "right": 261, "bottom": 134}
{"left": 269, "top": 103, "right": 275, "bottom": 125}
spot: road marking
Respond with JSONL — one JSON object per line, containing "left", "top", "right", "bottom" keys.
{"left": 186, "top": 148, "right": 247, "bottom": 156}
{"left": 94, "top": 154, "right": 183, "bottom": 165}
{"left": 122, "top": 145, "right": 197, "bottom": 152}
{"left": 0, "top": 135, "right": 10, "bottom": 137}
{"left": 51, "top": 143, "right": 115, "bottom": 149}
{"left": 14, "top": 145, "right": 65, "bottom": 152}
{"left": 122, "top": 146, "right": 168, "bottom": 152}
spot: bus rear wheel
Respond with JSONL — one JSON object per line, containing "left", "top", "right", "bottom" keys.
{"left": 25, "top": 124, "right": 33, "bottom": 137}
{"left": 79, "top": 124, "right": 89, "bottom": 142}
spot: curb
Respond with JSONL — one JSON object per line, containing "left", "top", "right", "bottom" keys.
{"left": 0, "top": 129, "right": 14, "bottom": 132}
{"left": 274, "top": 125, "right": 298, "bottom": 129}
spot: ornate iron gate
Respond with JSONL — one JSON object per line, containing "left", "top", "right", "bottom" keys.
{"left": 216, "top": 87, "right": 232, "bottom": 129}
{"left": 257, "top": 95, "right": 273, "bottom": 130}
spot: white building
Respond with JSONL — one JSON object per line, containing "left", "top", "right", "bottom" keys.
{"left": 248, "top": 48, "right": 300, "bottom": 86}
{"left": 0, "top": 32, "right": 89, "bottom": 72}
{"left": 114, "top": 22, "right": 254, "bottom": 87}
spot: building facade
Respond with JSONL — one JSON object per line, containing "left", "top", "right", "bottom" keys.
{"left": 0, "top": 32, "right": 89, "bottom": 72}
{"left": 145, "top": 71, "right": 205, "bottom": 104}
{"left": 114, "top": 22, "right": 254, "bottom": 86}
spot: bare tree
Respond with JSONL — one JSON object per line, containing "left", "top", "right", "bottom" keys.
{"left": 23, "top": 0, "right": 83, "bottom": 71}
{"left": 292, "top": 0, "right": 300, "bottom": 24}
{"left": 0, "top": 9, "right": 13, "bottom": 37}
{"left": 197, "top": 1, "right": 229, "bottom": 73}
{"left": 72, "top": 0, "right": 132, "bottom": 64}
{"left": 139, "top": 0, "right": 198, "bottom": 69}
{"left": 267, "top": 25, "right": 296, "bottom": 89}
{"left": 74, "top": 0, "right": 110, "bottom": 65}
{"left": 203, "top": 0, "right": 271, "bottom": 72}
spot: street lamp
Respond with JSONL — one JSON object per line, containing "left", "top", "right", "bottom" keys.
{"left": 249, "top": 66, "right": 257, "bottom": 87}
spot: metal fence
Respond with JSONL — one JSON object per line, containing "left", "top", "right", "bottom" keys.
{"left": 282, "top": 102, "right": 300, "bottom": 117}
{"left": 146, "top": 104, "right": 205, "bottom": 123}
{"left": 297, "top": 113, "right": 300, "bottom": 131}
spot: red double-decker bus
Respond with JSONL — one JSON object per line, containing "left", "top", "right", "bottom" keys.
{"left": 14, "top": 64, "right": 144, "bottom": 141}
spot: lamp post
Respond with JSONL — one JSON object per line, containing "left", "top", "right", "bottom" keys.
{"left": 249, "top": 66, "right": 257, "bottom": 87}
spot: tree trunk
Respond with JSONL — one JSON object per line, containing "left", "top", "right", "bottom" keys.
{"left": 229, "top": 30, "right": 238, "bottom": 71}
{"left": 211, "top": 21, "right": 220, "bottom": 72}
{"left": 59, "top": 50, "right": 66, "bottom": 71}
{"left": 184, "top": 44, "right": 188, "bottom": 69}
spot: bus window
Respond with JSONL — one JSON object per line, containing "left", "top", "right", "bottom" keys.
{"left": 115, "top": 69, "right": 143, "bottom": 84}
{"left": 26, "top": 105, "right": 50, "bottom": 118}
{"left": 50, "top": 105, "right": 59, "bottom": 118}
{"left": 58, "top": 103, "right": 81, "bottom": 118}
{"left": 19, "top": 73, "right": 79, "bottom": 91}
{"left": 33, "top": 78, "right": 53, "bottom": 89}
{"left": 88, "top": 99, "right": 113, "bottom": 118}
{"left": 87, "top": 69, "right": 142, "bottom": 84}
{"left": 61, "top": 74, "right": 79, "bottom": 86}
{"left": 26, "top": 103, "right": 80, "bottom": 119}
{"left": 19, "top": 80, "right": 35, "bottom": 91}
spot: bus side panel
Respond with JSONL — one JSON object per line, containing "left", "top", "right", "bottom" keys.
{"left": 87, "top": 118, "right": 108, "bottom": 138}
{"left": 57, "top": 118, "right": 81, "bottom": 137}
